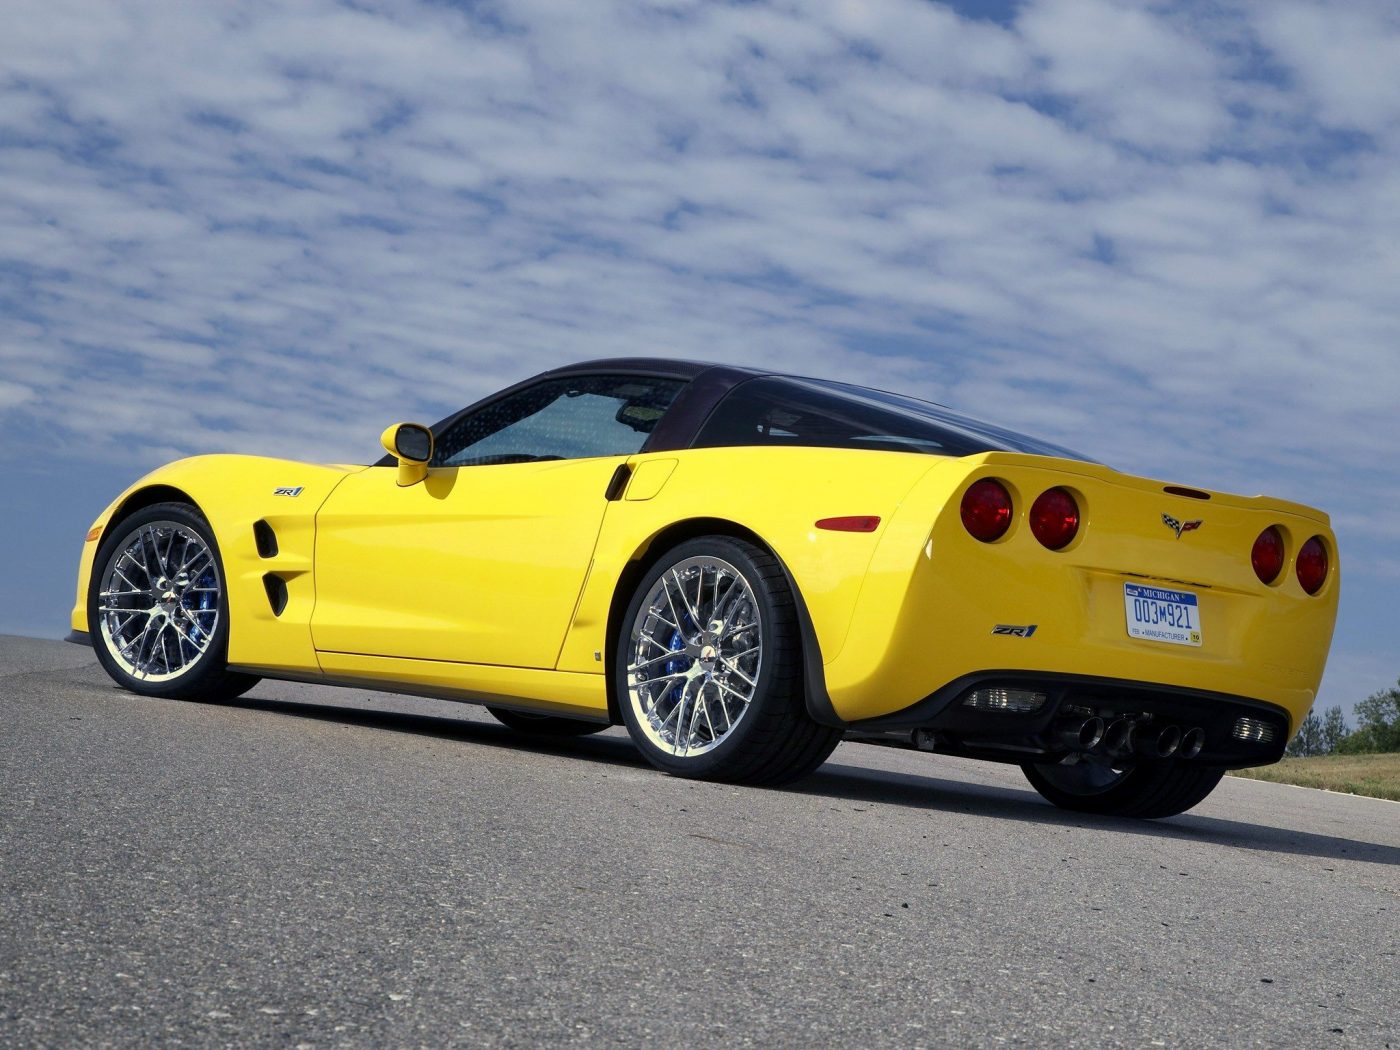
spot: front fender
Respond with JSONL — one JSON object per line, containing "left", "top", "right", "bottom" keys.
{"left": 72, "top": 455, "right": 363, "bottom": 673}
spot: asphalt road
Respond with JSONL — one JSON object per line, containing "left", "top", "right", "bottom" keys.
{"left": 2, "top": 636, "right": 1396, "bottom": 1049}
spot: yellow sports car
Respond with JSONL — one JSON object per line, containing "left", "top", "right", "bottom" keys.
{"left": 69, "top": 359, "right": 1339, "bottom": 818}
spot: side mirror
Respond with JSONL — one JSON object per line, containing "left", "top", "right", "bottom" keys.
{"left": 379, "top": 423, "right": 434, "bottom": 487}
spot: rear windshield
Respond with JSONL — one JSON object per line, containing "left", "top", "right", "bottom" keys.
{"left": 692, "top": 376, "right": 1091, "bottom": 461}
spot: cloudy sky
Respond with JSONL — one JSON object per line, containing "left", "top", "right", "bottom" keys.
{"left": 1, "top": 0, "right": 1396, "bottom": 714}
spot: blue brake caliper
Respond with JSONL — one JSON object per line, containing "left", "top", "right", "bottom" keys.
{"left": 185, "top": 568, "right": 216, "bottom": 649}
{"left": 664, "top": 626, "right": 689, "bottom": 704}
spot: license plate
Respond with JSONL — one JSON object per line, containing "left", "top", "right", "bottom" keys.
{"left": 1124, "top": 583, "right": 1202, "bottom": 647}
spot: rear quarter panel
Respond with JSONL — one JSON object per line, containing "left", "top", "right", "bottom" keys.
{"left": 556, "top": 446, "right": 941, "bottom": 674}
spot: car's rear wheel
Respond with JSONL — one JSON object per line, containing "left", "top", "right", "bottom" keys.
{"left": 616, "top": 536, "right": 841, "bottom": 785}
{"left": 1020, "top": 758, "right": 1224, "bottom": 819}
{"left": 485, "top": 707, "right": 610, "bottom": 737}
{"left": 88, "top": 502, "right": 259, "bottom": 702}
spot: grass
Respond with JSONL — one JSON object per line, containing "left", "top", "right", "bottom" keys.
{"left": 1230, "top": 752, "right": 1400, "bottom": 802}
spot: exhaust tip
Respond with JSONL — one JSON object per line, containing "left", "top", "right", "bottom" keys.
{"left": 1104, "top": 717, "right": 1136, "bottom": 756}
{"left": 1179, "top": 727, "right": 1205, "bottom": 759}
{"left": 1155, "top": 725, "right": 1182, "bottom": 758}
{"left": 1053, "top": 716, "right": 1104, "bottom": 752}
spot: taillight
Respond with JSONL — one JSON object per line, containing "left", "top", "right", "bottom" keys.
{"left": 961, "top": 479, "right": 1013, "bottom": 542}
{"left": 1029, "top": 488, "right": 1080, "bottom": 550}
{"left": 1251, "top": 526, "right": 1284, "bottom": 584}
{"left": 1296, "top": 536, "right": 1328, "bottom": 595}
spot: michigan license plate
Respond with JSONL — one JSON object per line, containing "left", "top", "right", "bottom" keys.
{"left": 1124, "top": 583, "right": 1202, "bottom": 647}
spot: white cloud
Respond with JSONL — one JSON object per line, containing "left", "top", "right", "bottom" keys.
{"left": 0, "top": 0, "right": 1397, "bottom": 704}
{"left": 1255, "top": 1, "right": 1400, "bottom": 134}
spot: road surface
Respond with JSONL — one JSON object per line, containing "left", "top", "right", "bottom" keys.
{"left": 2, "top": 635, "right": 1396, "bottom": 1048}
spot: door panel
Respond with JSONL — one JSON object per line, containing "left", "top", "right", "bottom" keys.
{"left": 310, "top": 458, "right": 620, "bottom": 668}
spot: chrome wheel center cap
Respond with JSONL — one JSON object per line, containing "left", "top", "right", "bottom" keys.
{"left": 700, "top": 644, "right": 717, "bottom": 662}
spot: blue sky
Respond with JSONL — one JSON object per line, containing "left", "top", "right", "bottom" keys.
{"left": 1, "top": 0, "right": 1397, "bottom": 717}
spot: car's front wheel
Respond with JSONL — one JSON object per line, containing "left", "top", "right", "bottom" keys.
{"left": 1020, "top": 758, "right": 1225, "bottom": 819}
{"left": 88, "top": 502, "right": 259, "bottom": 702}
{"left": 616, "top": 536, "right": 841, "bottom": 785}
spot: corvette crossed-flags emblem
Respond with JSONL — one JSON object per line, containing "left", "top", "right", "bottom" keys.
{"left": 1162, "top": 513, "right": 1203, "bottom": 539}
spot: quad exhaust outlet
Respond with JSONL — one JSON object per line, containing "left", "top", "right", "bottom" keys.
{"left": 1051, "top": 717, "right": 1205, "bottom": 761}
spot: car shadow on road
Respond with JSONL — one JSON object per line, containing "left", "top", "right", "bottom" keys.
{"left": 223, "top": 691, "right": 654, "bottom": 769}
{"left": 799, "top": 760, "right": 1400, "bottom": 868}
{"left": 201, "top": 681, "right": 1398, "bottom": 869}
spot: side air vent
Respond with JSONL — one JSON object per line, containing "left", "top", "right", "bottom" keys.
{"left": 263, "top": 573, "right": 288, "bottom": 616}
{"left": 253, "top": 520, "right": 279, "bottom": 558}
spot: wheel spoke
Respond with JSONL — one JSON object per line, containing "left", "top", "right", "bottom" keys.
{"left": 638, "top": 630, "right": 675, "bottom": 653}
{"left": 642, "top": 670, "right": 690, "bottom": 687}
{"left": 670, "top": 569, "right": 702, "bottom": 626}
{"left": 648, "top": 609, "right": 680, "bottom": 632}
{"left": 670, "top": 679, "right": 692, "bottom": 754}
{"left": 106, "top": 608, "right": 148, "bottom": 636}
{"left": 144, "top": 526, "right": 167, "bottom": 577}
{"left": 113, "top": 563, "right": 146, "bottom": 592}
{"left": 179, "top": 548, "right": 212, "bottom": 577}
{"left": 660, "top": 575, "right": 689, "bottom": 638}
{"left": 712, "top": 678, "right": 751, "bottom": 706}
{"left": 162, "top": 528, "right": 178, "bottom": 577}
{"left": 628, "top": 650, "right": 685, "bottom": 674}
{"left": 719, "top": 616, "right": 755, "bottom": 643}
{"left": 166, "top": 615, "right": 209, "bottom": 655}
{"left": 718, "top": 657, "right": 757, "bottom": 689}
{"left": 699, "top": 684, "right": 718, "bottom": 740}
{"left": 714, "top": 683, "right": 733, "bottom": 730}
{"left": 684, "top": 687, "right": 705, "bottom": 752}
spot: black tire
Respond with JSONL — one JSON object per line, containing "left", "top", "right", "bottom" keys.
{"left": 88, "top": 502, "right": 260, "bottom": 703}
{"left": 615, "top": 536, "right": 841, "bottom": 786}
{"left": 1020, "top": 759, "right": 1225, "bottom": 819}
{"left": 486, "top": 706, "right": 611, "bottom": 737}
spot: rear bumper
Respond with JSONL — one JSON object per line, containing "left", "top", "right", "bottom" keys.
{"left": 847, "top": 670, "right": 1291, "bottom": 769}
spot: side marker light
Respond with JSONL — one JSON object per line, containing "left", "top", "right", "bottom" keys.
{"left": 815, "top": 516, "right": 881, "bottom": 533}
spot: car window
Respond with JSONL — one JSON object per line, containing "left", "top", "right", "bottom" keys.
{"left": 433, "top": 375, "right": 686, "bottom": 467}
{"left": 692, "top": 376, "right": 1091, "bottom": 460}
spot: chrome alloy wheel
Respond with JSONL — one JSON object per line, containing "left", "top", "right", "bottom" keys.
{"left": 625, "top": 555, "right": 763, "bottom": 758}
{"left": 97, "top": 522, "right": 222, "bottom": 682}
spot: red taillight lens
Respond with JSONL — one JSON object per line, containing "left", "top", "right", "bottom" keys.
{"left": 961, "top": 479, "right": 1013, "bottom": 542}
{"left": 1296, "top": 536, "right": 1328, "bottom": 595}
{"left": 1029, "top": 488, "right": 1080, "bottom": 550}
{"left": 1251, "top": 526, "right": 1285, "bottom": 584}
